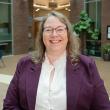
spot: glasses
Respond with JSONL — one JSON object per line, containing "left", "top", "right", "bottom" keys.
{"left": 43, "top": 26, "right": 67, "bottom": 35}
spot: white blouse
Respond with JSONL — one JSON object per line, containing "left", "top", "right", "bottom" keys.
{"left": 35, "top": 52, "right": 67, "bottom": 110}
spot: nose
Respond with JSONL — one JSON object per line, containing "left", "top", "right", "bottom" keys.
{"left": 52, "top": 30, "right": 58, "bottom": 36}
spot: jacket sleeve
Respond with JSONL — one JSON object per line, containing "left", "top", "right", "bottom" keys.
{"left": 3, "top": 58, "right": 25, "bottom": 110}
{"left": 89, "top": 58, "right": 110, "bottom": 110}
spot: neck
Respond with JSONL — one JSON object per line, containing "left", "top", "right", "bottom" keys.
{"left": 46, "top": 51, "right": 66, "bottom": 64}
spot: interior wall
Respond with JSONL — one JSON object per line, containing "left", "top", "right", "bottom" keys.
{"left": 34, "top": 9, "right": 70, "bottom": 18}
{"left": 101, "top": 0, "right": 110, "bottom": 44}
{"left": 13, "top": 0, "right": 29, "bottom": 54}
{"left": 69, "top": 0, "right": 84, "bottom": 23}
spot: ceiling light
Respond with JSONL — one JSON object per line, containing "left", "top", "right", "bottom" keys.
{"left": 48, "top": 0, "right": 57, "bottom": 9}
{"left": 65, "top": 7, "right": 71, "bottom": 12}
{"left": 36, "top": 8, "right": 40, "bottom": 11}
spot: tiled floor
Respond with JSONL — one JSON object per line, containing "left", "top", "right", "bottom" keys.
{"left": 95, "top": 58, "right": 110, "bottom": 95}
{"left": 0, "top": 55, "right": 110, "bottom": 110}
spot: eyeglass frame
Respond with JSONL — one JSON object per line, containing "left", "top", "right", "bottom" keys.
{"left": 43, "top": 26, "right": 67, "bottom": 35}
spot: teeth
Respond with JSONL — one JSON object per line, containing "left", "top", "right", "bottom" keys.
{"left": 50, "top": 40, "right": 60, "bottom": 43}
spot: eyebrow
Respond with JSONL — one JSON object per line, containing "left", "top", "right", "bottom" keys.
{"left": 44, "top": 25, "right": 66, "bottom": 29}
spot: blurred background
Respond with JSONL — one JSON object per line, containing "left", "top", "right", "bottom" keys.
{"left": 0, "top": 0, "right": 110, "bottom": 110}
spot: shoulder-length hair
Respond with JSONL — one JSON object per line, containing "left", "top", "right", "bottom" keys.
{"left": 31, "top": 11, "right": 80, "bottom": 63}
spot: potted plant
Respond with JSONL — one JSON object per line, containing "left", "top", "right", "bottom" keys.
{"left": 72, "top": 10, "right": 100, "bottom": 55}
{"left": 102, "top": 44, "right": 110, "bottom": 61}
{"left": 73, "top": 11, "right": 92, "bottom": 33}
{"left": 72, "top": 10, "right": 100, "bottom": 40}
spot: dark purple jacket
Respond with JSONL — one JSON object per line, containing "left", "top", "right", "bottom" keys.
{"left": 3, "top": 55, "right": 110, "bottom": 110}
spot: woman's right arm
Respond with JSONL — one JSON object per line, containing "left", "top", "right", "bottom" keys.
{"left": 3, "top": 58, "right": 24, "bottom": 110}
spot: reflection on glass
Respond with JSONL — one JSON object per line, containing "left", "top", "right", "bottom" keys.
{"left": 0, "top": 0, "right": 11, "bottom": 3}
{"left": 0, "top": 2, "right": 12, "bottom": 55}
{"left": 84, "top": 0, "right": 101, "bottom": 57}
{"left": 86, "top": 2, "right": 96, "bottom": 24}
{"left": 86, "top": 1, "right": 101, "bottom": 29}
{"left": 97, "top": 1, "right": 101, "bottom": 28}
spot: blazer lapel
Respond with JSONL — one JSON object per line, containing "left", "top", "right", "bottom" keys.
{"left": 26, "top": 58, "right": 83, "bottom": 110}
{"left": 66, "top": 58, "right": 83, "bottom": 110}
{"left": 26, "top": 63, "right": 42, "bottom": 110}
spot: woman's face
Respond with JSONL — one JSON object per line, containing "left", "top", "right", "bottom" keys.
{"left": 43, "top": 16, "right": 68, "bottom": 54}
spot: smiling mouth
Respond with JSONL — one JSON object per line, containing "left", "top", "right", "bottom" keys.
{"left": 49, "top": 40, "right": 62, "bottom": 44}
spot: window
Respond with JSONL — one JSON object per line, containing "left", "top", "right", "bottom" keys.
{"left": 0, "top": 0, "right": 12, "bottom": 55}
{"left": 84, "top": 0, "right": 101, "bottom": 56}
{"left": 84, "top": 0, "right": 101, "bottom": 29}
{"left": 0, "top": 0, "right": 11, "bottom": 3}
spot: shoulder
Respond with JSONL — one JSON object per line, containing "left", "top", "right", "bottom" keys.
{"left": 16, "top": 54, "right": 42, "bottom": 71}
{"left": 79, "top": 54, "right": 95, "bottom": 67}
{"left": 79, "top": 54, "right": 98, "bottom": 77}
{"left": 17, "top": 55, "right": 32, "bottom": 65}
{"left": 79, "top": 54, "right": 97, "bottom": 72}
{"left": 16, "top": 55, "right": 34, "bottom": 71}
{"left": 79, "top": 54, "right": 102, "bottom": 84}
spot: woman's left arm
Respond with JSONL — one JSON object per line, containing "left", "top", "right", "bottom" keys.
{"left": 89, "top": 59, "right": 110, "bottom": 110}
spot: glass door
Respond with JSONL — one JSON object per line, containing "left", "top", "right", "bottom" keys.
{"left": 0, "top": 0, "right": 12, "bottom": 55}
{"left": 84, "top": 0, "right": 101, "bottom": 57}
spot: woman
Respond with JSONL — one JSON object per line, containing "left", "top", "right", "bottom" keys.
{"left": 3, "top": 11, "right": 110, "bottom": 110}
